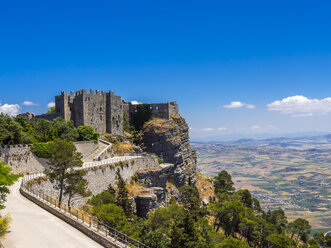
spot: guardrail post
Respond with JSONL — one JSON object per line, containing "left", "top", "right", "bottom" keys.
{"left": 82, "top": 213, "right": 84, "bottom": 223}
{"left": 89, "top": 216, "right": 91, "bottom": 227}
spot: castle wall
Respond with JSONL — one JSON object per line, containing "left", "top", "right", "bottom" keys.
{"left": 0, "top": 145, "right": 49, "bottom": 174}
{"left": 83, "top": 90, "right": 107, "bottom": 134}
{"left": 128, "top": 101, "right": 179, "bottom": 120}
{"left": 53, "top": 89, "right": 178, "bottom": 135}
{"left": 106, "top": 91, "right": 123, "bottom": 135}
{"left": 72, "top": 92, "right": 85, "bottom": 127}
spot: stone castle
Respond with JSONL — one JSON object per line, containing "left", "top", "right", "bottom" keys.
{"left": 53, "top": 89, "right": 179, "bottom": 134}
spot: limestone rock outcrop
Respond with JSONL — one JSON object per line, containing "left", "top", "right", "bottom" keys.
{"left": 138, "top": 114, "right": 197, "bottom": 187}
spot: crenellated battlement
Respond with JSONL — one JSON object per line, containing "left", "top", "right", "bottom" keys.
{"left": 53, "top": 89, "right": 179, "bottom": 135}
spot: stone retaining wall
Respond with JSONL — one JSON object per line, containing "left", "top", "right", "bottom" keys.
{"left": 0, "top": 145, "right": 48, "bottom": 174}
{"left": 74, "top": 141, "right": 99, "bottom": 160}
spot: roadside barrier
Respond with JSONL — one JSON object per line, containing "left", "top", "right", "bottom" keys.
{"left": 20, "top": 172, "right": 149, "bottom": 248}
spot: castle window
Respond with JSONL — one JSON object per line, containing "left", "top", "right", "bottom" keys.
{"left": 100, "top": 107, "right": 102, "bottom": 111}
{"left": 156, "top": 106, "right": 159, "bottom": 110}
{"left": 135, "top": 110, "right": 137, "bottom": 113}
{"left": 150, "top": 106, "right": 153, "bottom": 110}
{"left": 100, "top": 116, "right": 102, "bottom": 121}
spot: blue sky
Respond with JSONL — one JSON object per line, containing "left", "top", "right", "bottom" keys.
{"left": 1, "top": 0, "right": 331, "bottom": 140}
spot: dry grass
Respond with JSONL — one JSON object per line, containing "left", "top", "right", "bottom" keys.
{"left": 127, "top": 183, "right": 152, "bottom": 197}
{"left": 195, "top": 173, "right": 215, "bottom": 201}
{"left": 112, "top": 142, "right": 134, "bottom": 155}
{"left": 142, "top": 118, "right": 173, "bottom": 134}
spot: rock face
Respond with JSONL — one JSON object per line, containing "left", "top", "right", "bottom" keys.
{"left": 138, "top": 114, "right": 197, "bottom": 187}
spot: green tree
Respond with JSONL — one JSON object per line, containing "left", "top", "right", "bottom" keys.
{"left": 93, "top": 203, "right": 139, "bottom": 238}
{"left": 313, "top": 232, "right": 327, "bottom": 247}
{"left": 47, "top": 106, "right": 56, "bottom": 114}
{"left": 34, "top": 119, "right": 53, "bottom": 142}
{"left": 0, "top": 114, "right": 27, "bottom": 145}
{"left": 289, "top": 218, "right": 311, "bottom": 245}
{"left": 52, "top": 117, "right": 79, "bottom": 141}
{"left": 77, "top": 125, "right": 99, "bottom": 142}
{"left": 266, "top": 233, "right": 295, "bottom": 248}
{"left": 63, "top": 170, "right": 91, "bottom": 211}
{"left": 236, "top": 189, "right": 253, "bottom": 208}
{"left": 265, "top": 209, "right": 288, "bottom": 234}
{"left": 215, "top": 236, "right": 250, "bottom": 248}
{"left": 144, "top": 204, "right": 185, "bottom": 237}
{"left": 115, "top": 169, "right": 133, "bottom": 219}
{"left": 169, "top": 210, "right": 206, "bottom": 248}
{"left": 88, "top": 186, "right": 116, "bottom": 207}
{"left": 210, "top": 201, "right": 245, "bottom": 235}
{"left": 45, "top": 139, "right": 83, "bottom": 207}
{"left": 93, "top": 203, "right": 127, "bottom": 230}
{"left": 141, "top": 228, "right": 170, "bottom": 248}
{"left": 0, "top": 162, "right": 21, "bottom": 210}
{"left": 179, "top": 184, "right": 206, "bottom": 220}
{"left": 214, "top": 170, "right": 235, "bottom": 195}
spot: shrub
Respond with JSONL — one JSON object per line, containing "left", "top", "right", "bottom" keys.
{"left": 31, "top": 142, "right": 52, "bottom": 158}
{"left": 77, "top": 125, "right": 99, "bottom": 142}
{"left": 157, "top": 155, "right": 164, "bottom": 164}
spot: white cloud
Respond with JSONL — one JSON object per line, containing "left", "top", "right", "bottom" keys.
{"left": 47, "top": 102, "right": 55, "bottom": 108}
{"left": 0, "top": 103, "right": 21, "bottom": 116}
{"left": 223, "top": 101, "right": 255, "bottom": 109}
{"left": 267, "top": 95, "right": 331, "bottom": 117}
{"left": 23, "top": 101, "right": 37, "bottom": 106}
{"left": 189, "top": 127, "right": 194, "bottom": 130}
{"left": 217, "top": 127, "right": 227, "bottom": 131}
{"left": 130, "top": 100, "right": 142, "bottom": 105}
{"left": 202, "top": 128, "right": 214, "bottom": 131}
{"left": 223, "top": 101, "right": 244, "bottom": 109}
{"left": 251, "top": 125, "right": 261, "bottom": 129}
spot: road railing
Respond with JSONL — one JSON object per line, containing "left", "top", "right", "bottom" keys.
{"left": 83, "top": 156, "right": 142, "bottom": 169}
{"left": 20, "top": 172, "right": 149, "bottom": 248}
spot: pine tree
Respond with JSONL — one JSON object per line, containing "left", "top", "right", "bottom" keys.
{"left": 115, "top": 169, "right": 133, "bottom": 219}
{"left": 45, "top": 139, "right": 83, "bottom": 207}
{"left": 63, "top": 169, "right": 91, "bottom": 211}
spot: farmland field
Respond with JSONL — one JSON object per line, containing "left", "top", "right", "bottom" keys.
{"left": 192, "top": 136, "right": 331, "bottom": 232}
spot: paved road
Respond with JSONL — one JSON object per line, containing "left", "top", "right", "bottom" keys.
{"left": 1, "top": 180, "right": 103, "bottom": 248}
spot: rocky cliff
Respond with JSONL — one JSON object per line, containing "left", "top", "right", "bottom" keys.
{"left": 138, "top": 114, "right": 197, "bottom": 187}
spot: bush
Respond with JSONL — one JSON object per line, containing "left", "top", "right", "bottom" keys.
{"left": 77, "top": 125, "right": 99, "bottom": 142}
{"left": 31, "top": 142, "right": 52, "bottom": 158}
{"left": 157, "top": 155, "right": 164, "bottom": 164}
{"left": 0, "top": 213, "right": 12, "bottom": 238}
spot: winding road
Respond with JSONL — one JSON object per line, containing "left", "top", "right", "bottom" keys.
{"left": 1, "top": 180, "right": 103, "bottom": 248}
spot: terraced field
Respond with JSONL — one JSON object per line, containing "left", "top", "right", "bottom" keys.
{"left": 192, "top": 137, "right": 331, "bottom": 232}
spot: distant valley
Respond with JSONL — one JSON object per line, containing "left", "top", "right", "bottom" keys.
{"left": 192, "top": 135, "right": 331, "bottom": 233}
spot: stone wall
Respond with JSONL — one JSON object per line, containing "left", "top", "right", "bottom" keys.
{"left": 107, "top": 91, "right": 123, "bottom": 135}
{"left": 30, "top": 156, "right": 161, "bottom": 208}
{"left": 73, "top": 141, "right": 99, "bottom": 160}
{"left": 0, "top": 142, "right": 99, "bottom": 174}
{"left": 86, "top": 156, "right": 159, "bottom": 195}
{"left": 0, "top": 145, "right": 49, "bottom": 174}
{"left": 84, "top": 90, "right": 107, "bottom": 134}
{"left": 128, "top": 101, "right": 179, "bottom": 120}
{"left": 52, "top": 89, "right": 178, "bottom": 135}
